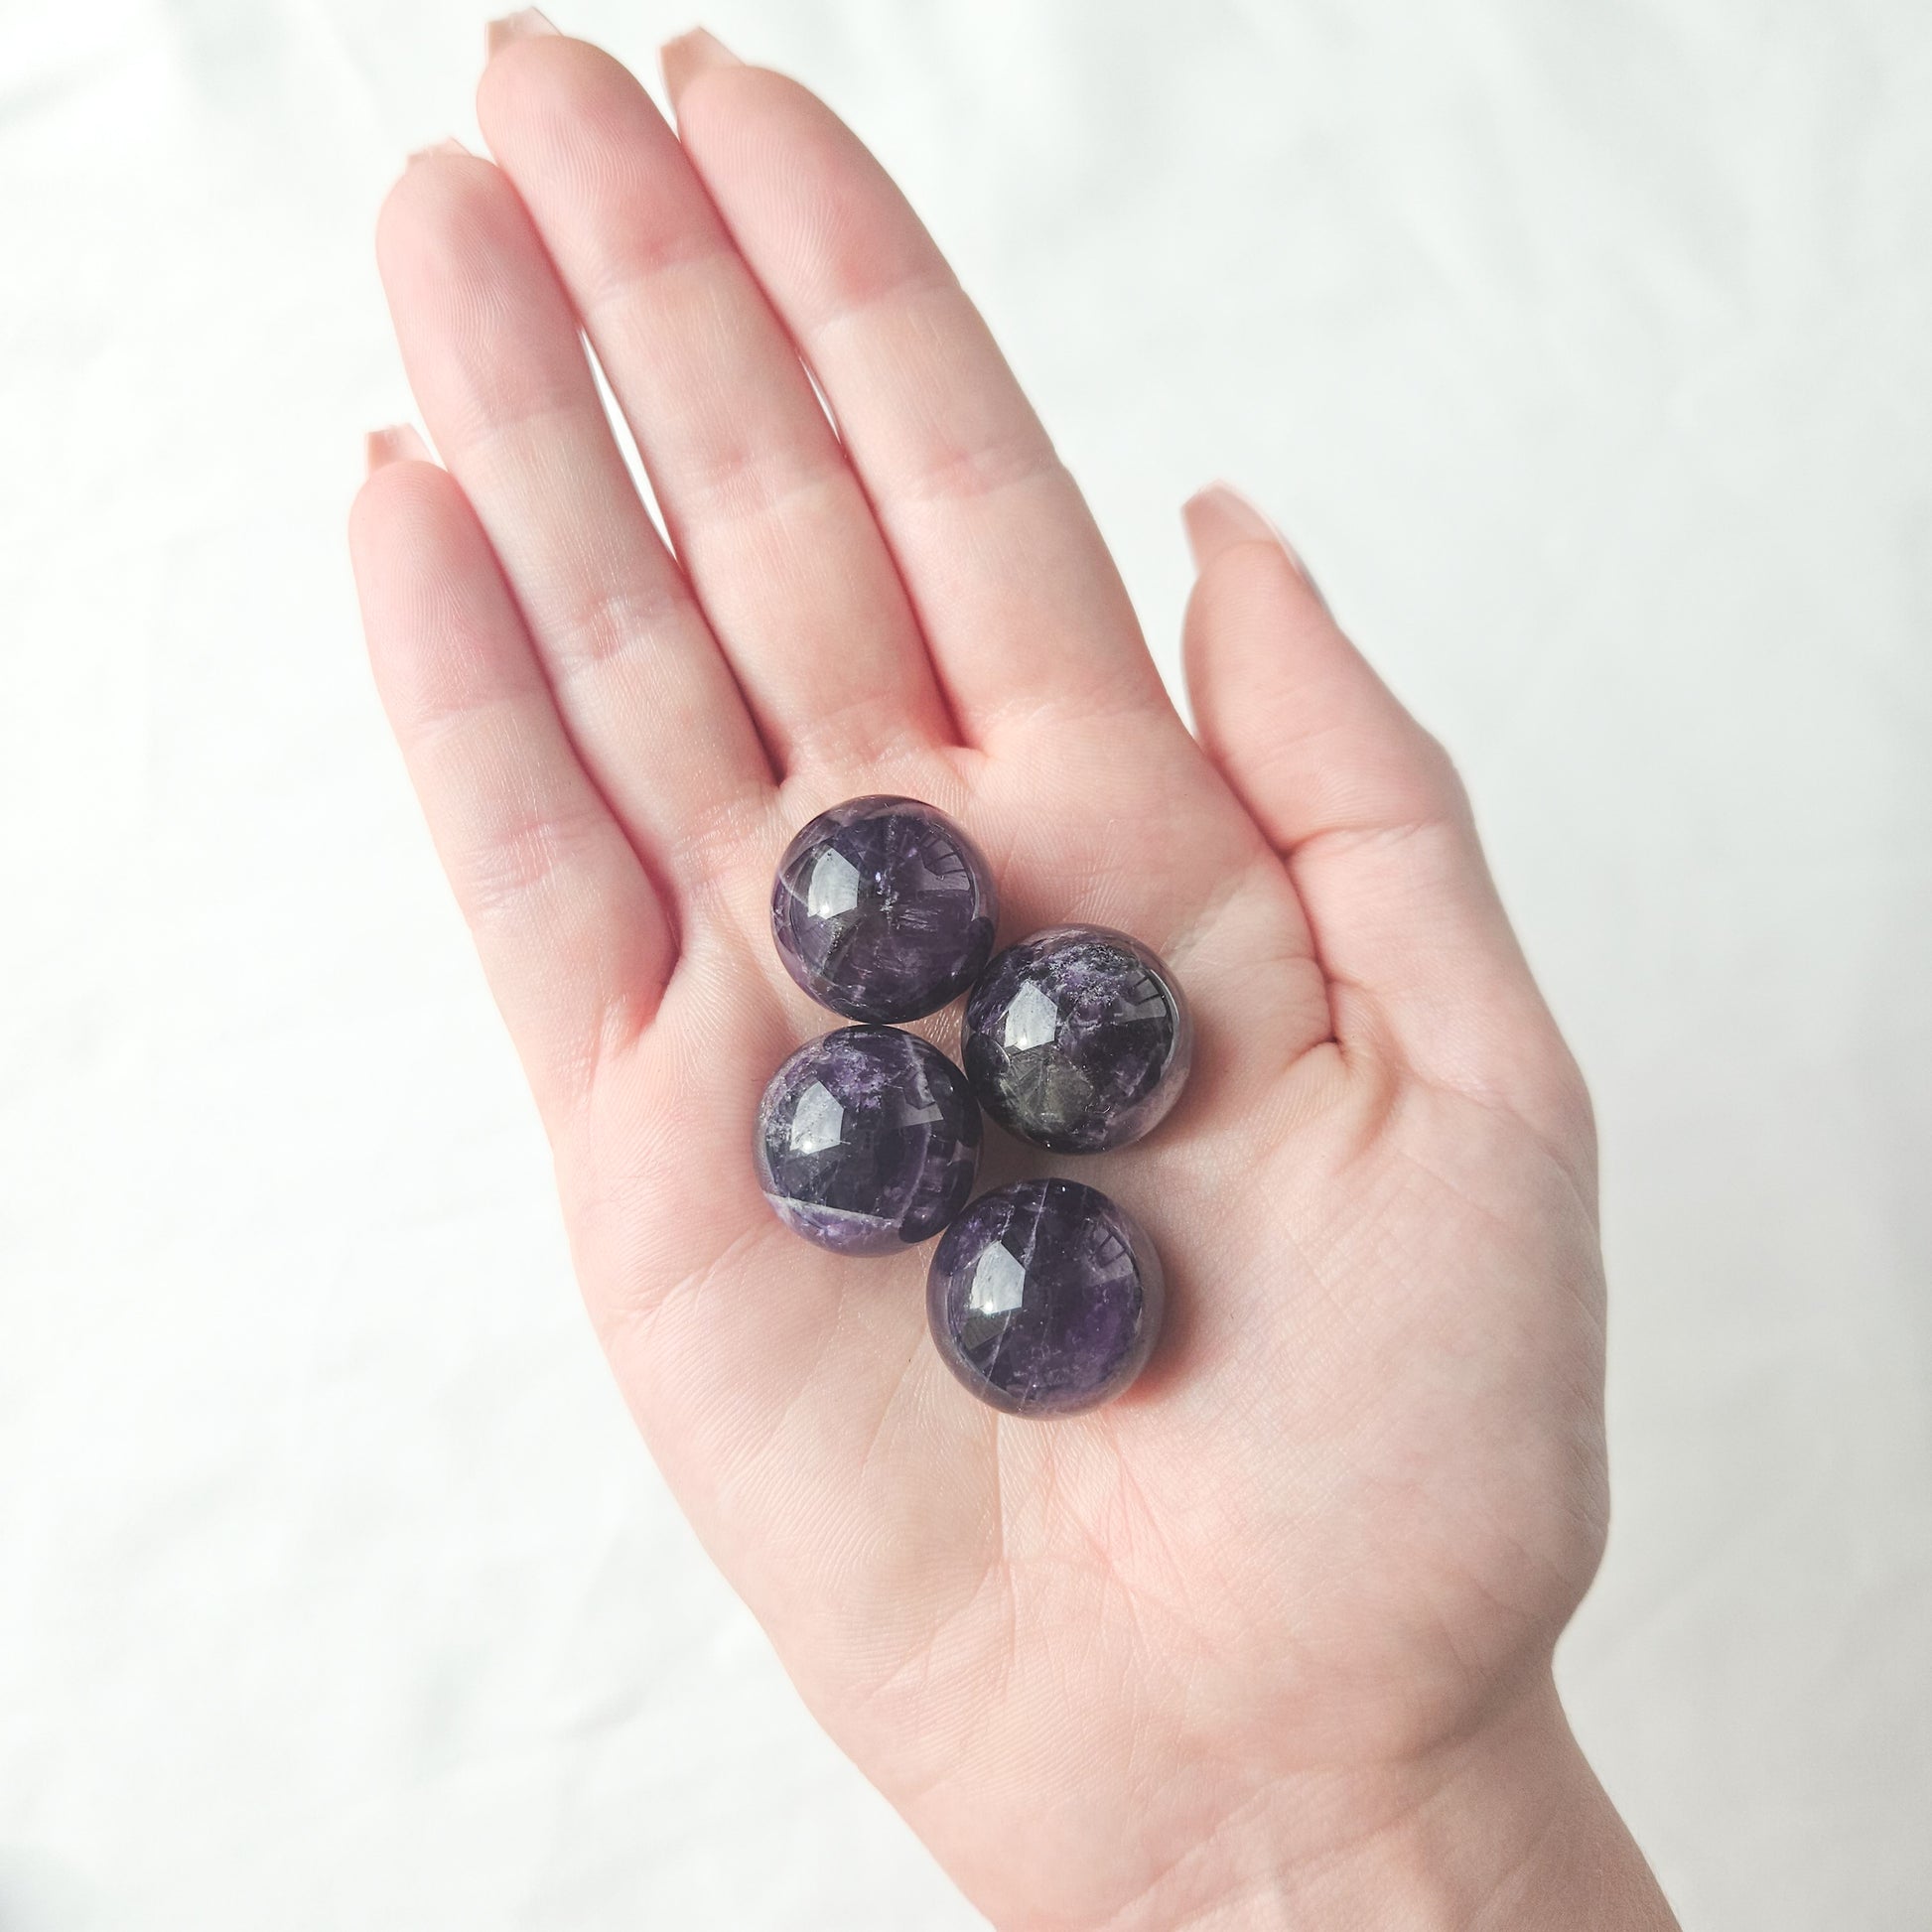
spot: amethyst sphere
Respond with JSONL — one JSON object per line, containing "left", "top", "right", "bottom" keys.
{"left": 755, "top": 1027, "right": 981, "bottom": 1256}
{"left": 927, "top": 1179, "right": 1165, "bottom": 1417}
{"left": 770, "top": 796, "right": 999, "bottom": 1024}
{"left": 963, "top": 925, "right": 1191, "bottom": 1153}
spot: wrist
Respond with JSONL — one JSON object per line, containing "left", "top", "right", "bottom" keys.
{"left": 1083, "top": 1674, "right": 1676, "bottom": 1932}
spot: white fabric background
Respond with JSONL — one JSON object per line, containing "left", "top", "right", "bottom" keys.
{"left": 2, "top": 0, "right": 1927, "bottom": 1925}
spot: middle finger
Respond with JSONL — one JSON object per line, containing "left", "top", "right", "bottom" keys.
{"left": 478, "top": 30, "right": 955, "bottom": 773}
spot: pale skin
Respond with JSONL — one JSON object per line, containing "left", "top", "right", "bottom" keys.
{"left": 347, "top": 16, "right": 1680, "bottom": 1929}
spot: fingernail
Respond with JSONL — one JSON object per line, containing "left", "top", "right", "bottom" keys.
{"left": 487, "top": 8, "right": 560, "bottom": 57}
{"left": 660, "top": 27, "right": 743, "bottom": 110}
{"left": 407, "top": 135, "right": 471, "bottom": 165}
{"left": 1182, "top": 482, "right": 1325, "bottom": 608}
{"left": 366, "top": 424, "right": 432, "bottom": 476}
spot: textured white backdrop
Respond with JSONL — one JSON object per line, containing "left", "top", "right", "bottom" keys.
{"left": 2, "top": 0, "right": 1928, "bottom": 1925}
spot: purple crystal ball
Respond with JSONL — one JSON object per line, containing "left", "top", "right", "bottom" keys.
{"left": 926, "top": 1179, "right": 1165, "bottom": 1417}
{"left": 770, "top": 796, "right": 999, "bottom": 1023}
{"left": 962, "top": 925, "right": 1191, "bottom": 1153}
{"left": 755, "top": 1027, "right": 981, "bottom": 1256}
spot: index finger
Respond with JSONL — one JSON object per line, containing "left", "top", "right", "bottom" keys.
{"left": 663, "top": 35, "right": 1175, "bottom": 752}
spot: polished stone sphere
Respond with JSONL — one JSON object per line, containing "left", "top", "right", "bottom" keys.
{"left": 770, "top": 796, "right": 999, "bottom": 1023}
{"left": 962, "top": 925, "right": 1191, "bottom": 1152}
{"left": 755, "top": 1026, "right": 981, "bottom": 1255}
{"left": 926, "top": 1179, "right": 1165, "bottom": 1417}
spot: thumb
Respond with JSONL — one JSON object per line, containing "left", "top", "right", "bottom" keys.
{"left": 1181, "top": 483, "right": 1586, "bottom": 1149}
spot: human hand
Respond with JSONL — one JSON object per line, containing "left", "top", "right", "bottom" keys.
{"left": 349, "top": 20, "right": 1674, "bottom": 1928}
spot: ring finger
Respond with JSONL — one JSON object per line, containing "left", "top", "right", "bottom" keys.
{"left": 376, "top": 144, "right": 771, "bottom": 896}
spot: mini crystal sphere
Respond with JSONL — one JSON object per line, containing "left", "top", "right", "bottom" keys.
{"left": 962, "top": 925, "right": 1191, "bottom": 1153}
{"left": 755, "top": 1027, "right": 982, "bottom": 1256}
{"left": 770, "top": 796, "right": 999, "bottom": 1024}
{"left": 927, "top": 1178, "right": 1165, "bottom": 1417}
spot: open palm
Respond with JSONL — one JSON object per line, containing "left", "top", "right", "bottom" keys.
{"left": 351, "top": 25, "right": 1659, "bottom": 1930}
